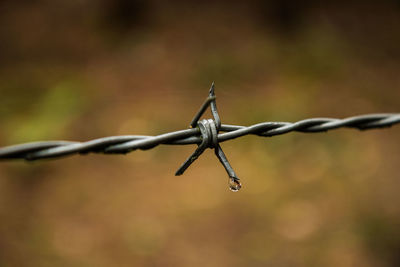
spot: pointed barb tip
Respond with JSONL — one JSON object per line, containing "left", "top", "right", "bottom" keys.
{"left": 209, "top": 82, "right": 215, "bottom": 96}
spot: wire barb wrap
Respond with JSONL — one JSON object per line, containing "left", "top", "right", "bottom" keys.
{"left": 174, "top": 82, "right": 241, "bottom": 190}
{"left": 201, "top": 119, "right": 219, "bottom": 149}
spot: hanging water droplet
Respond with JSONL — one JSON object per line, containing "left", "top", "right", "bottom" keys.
{"left": 228, "top": 177, "right": 242, "bottom": 192}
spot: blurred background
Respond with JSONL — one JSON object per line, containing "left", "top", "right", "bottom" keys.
{"left": 0, "top": 0, "right": 400, "bottom": 266}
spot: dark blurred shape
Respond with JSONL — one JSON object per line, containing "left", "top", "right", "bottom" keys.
{"left": 359, "top": 214, "right": 400, "bottom": 267}
{"left": 102, "top": 0, "right": 149, "bottom": 32}
{"left": 256, "top": 0, "right": 313, "bottom": 35}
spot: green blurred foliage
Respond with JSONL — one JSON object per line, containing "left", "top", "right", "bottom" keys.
{"left": 4, "top": 81, "right": 86, "bottom": 143}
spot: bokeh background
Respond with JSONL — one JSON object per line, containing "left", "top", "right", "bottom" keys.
{"left": 1, "top": 1, "right": 400, "bottom": 266}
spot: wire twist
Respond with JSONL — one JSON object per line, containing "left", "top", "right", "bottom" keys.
{"left": 1, "top": 83, "right": 399, "bottom": 191}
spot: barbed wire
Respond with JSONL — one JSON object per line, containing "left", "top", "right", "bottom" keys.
{"left": 1, "top": 83, "right": 399, "bottom": 191}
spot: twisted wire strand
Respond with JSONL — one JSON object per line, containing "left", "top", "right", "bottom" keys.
{"left": 1, "top": 113, "right": 399, "bottom": 161}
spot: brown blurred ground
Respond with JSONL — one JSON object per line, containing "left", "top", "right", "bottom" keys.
{"left": 0, "top": 1, "right": 400, "bottom": 266}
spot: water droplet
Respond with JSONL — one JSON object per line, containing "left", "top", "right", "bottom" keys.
{"left": 229, "top": 177, "right": 242, "bottom": 192}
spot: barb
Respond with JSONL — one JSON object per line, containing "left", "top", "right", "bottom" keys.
{"left": 0, "top": 83, "right": 399, "bottom": 191}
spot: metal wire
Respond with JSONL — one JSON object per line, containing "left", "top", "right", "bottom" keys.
{"left": 1, "top": 112, "right": 399, "bottom": 160}
{"left": 0, "top": 83, "right": 399, "bottom": 191}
